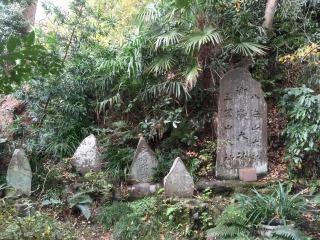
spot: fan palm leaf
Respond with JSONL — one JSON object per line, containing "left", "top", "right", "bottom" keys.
{"left": 155, "top": 30, "right": 183, "bottom": 50}
{"left": 227, "top": 41, "right": 268, "bottom": 56}
{"left": 147, "top": 54, "right": 176, "bottom": 75}
{"left": 164, "top": 80, "right": 189, "bottom": 99}
{"left": 137, "top": 2, "right": 162, "bottom": 23}
{"left": 185, "top": 26, "right": 222, "bottom": 53}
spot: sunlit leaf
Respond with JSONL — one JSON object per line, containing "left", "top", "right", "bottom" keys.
{"left": 185, "top": 27, "right": 222, "bottom": 53}
{"left": 184, "top": 60, "right": 200, "bottom": 91}
{"left": 155, "top": 30, "right": 183, "bottom": 50}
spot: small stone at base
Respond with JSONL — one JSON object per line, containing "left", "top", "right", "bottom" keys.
{"left": 239, "top": 168, "right": 257, "bottom": 182}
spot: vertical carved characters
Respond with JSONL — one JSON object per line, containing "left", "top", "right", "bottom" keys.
{"left": 216, "top": 68, "right": 267, "bottom": 179}
{"left": 130, "top": 137, "right": 159, "bottom": 183}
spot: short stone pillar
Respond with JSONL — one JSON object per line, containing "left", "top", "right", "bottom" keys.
{"left": 129, "top": 137, "right": 158, "bottom": 183}
{"left": 164, "top": 157, "right": 194, "bottom": 198}
{"left": 6, "top": 149, "right": 32, "bottom": 197}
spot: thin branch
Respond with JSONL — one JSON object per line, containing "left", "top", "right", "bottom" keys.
{"left": 62, "top": 25, "right": 77, "bottom": 64}
{"left": 38, "top": 17, "right": 80, "bottom": 127}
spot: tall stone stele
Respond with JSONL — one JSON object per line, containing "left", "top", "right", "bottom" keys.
{"left": 129, "top": 137, "right": 158, "bottom": 183}
{"left": 71, "top": 134, "right": 101, "bottom": 175}
{"left": 6, "top": 149, "right": 32, "bottom": 196}
{"left": 216, "top": 68, "right": 268, "bottom": 179}
{"left": 164, "top": 157, "right": 194, "bottom": 198}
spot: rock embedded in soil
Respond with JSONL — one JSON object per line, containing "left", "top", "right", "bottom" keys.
{"left": 130, "top": 182, "right": 161, "bottom": 199}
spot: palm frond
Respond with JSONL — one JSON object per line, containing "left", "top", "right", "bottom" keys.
{"left": 155, "top": 30, "right": 183, "bottom": 50}
{"left": 185, "top": 26, "right": 222, "bottom": 53}
{"left": 164, "top": 80, "right": 189, "bottom": 99}
{"left": 147, "top": 54, "right": 176, "bottom": 75}
{"left": 183, "top": 60, "right": 201, "bottom": 91}
{"left": 138, "top": 2, "right": 162, "bottom": 23}
{"left": 227, "top": 42, "right": 268, "bottom": 56}
{"left": 99, "top": 93, "right": 122, "bottom": 112}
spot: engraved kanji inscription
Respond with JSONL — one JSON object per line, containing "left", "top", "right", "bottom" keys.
{"left": 216, "top": 68, "right": 267, "bottom": 179}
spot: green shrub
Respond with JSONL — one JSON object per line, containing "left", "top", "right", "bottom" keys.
{"left": 197, "top": 140, "right": 217, "bottom": 178}
{"left": 207, "top": 182, "right": 316, "bottom": 239}
{"left": 153, "top": 148, "right": 180, "bottom": 182}
{"left": 98, "top": 198, "right": 162, "bottom": 240}
{"left": 0, "top": 2, "right": 29, "bottom": 43}
{"left": 236, "top": 181, "right": 312, "bottom": 224}
{"left": 206, "top": 203, "right": 252, "bottom": 239}
{"left": 103, "top": 146, "right": 135, "bottom": 181}
{"left": 0, "top": 207, "right": 76, "bottom": 240}
{"left": 279, "top": 86, "right": 320, "bottom": 177}
{"left": 41, "top": 191, "right": 93, "bottom": 220}
{"left": 98, "top": 196, "right": 218, "bottom": 240}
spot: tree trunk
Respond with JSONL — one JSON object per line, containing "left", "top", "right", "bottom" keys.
{"left": 23, "top": 0, "right": 38, "bottom": 32}
{"left": 262, "top": 0, "right": 278, "bottom": 30}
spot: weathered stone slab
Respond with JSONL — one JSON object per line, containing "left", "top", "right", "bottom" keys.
{"left": 6, "top": 149, "right": 32, "bottom": 196}
{"left": 164, "top": 157, "right": 194, "bottom": 198}
{"left": 216, "top": 68, "right": 267, "bottom": 179}
{"left": 129, "top": 137, "right": 158, "bottom": 183}
{"left": 0, "top": 96, "right": 25, "bottom": 140}
{"left": 71, "top": 134, "right": 101, "bottom": 175}
{"left": 239, "top": 168, "right": 257, "bottom": 182}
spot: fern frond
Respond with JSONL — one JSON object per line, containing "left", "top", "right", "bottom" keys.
{"left": 216, "top": 204, "right": 249, "bottom": 226}
{"left": 273, "top": 226, "right": 310, "bottom": 240}
{"left": 185, "top": 26, "right": 222, "bottom": 53}
{"left": 206, "top": 225, "right": 251, "bottom": 238}
{"left": 76, "top": 204, "right": 91, "bottom": 220}
{"left": 68, "top": 192, "right": 92, "bottom": 207}
{"left": 41, "top": 199, "right": 63, "bottom": 207}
